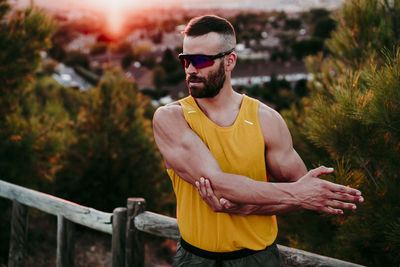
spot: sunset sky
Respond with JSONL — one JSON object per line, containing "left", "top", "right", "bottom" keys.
{"left": 15, "top": 0, "right": 343, "bottom": 12}
{"left": 15, "top": 0, "right": 183, "bottom": 10}
{"left": 13, "top": 0, "right": 344, "bottom": 36}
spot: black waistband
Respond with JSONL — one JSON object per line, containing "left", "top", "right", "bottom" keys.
{"left": 180, "top": 238, "right": 271, "bottom": 261}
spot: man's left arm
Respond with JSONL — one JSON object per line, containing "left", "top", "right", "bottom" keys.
{"left": 197, "top": 103, "right": 307, "bottom": 215}
{"left": 260, "top": 103, "right": 307, "bottom": 183}
{"left": 196, "top": 177, "right": 299, "bottom": 215}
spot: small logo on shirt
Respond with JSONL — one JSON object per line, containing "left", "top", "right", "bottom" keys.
{"left": 188, "top": 110, "right": 196, "bottom": 114}
{"left": 244, "top": 120, "right": 254, "bottom": 125}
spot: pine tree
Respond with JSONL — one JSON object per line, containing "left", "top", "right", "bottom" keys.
{"left": 281, "top": 0, "right": 400, "bottom": 265}
{"left": 0, "top": 0, "right": 56, "bottom": 118}
{"left": 54, "top": 69, "right": 174, "bottom": 213}
{"left": 0, "top": 3, "right": 77, "bottom": 263}
{"left": 0, "top": 1, "right": 58, "bottom": 187}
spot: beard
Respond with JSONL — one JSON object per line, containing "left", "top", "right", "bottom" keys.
{"left": 186, "top": 61, "right": 226, "bottom": 98}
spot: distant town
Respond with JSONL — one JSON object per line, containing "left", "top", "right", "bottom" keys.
{"left": 9, "top": 1, "right": 338, "bottom": 109}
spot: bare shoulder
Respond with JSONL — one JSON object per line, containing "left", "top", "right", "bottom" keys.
{"left": 152, "top": 101, "right": 183, "bottom": 124}
{"left": 257, "top": 100, "right": 292, "bottom": 147}
{"left": 257, "top": 101, "right": 286, "bottom": 127}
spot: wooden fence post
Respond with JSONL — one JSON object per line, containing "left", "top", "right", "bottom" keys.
{"left": 112, "top": 207, "right": 127, "bottom": 267}
{"left": 8, "top": 200, "right": 29, "bottom": 267}
{"left": 126, "top": 198, "right": 146, "bottom": 267}
{"left": 57, "top": 215, "right": 75, "bottom": 267}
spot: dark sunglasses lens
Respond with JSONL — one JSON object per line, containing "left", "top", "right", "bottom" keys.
{"left": 192, "top": 55, "right": 214, "bottom": 68}
{"left": 180, "top": 55, "right": 214, "bottom": 69}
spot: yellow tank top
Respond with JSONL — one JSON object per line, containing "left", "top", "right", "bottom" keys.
{"left": 167, "top": 95, "right": 278, "bottom": 252}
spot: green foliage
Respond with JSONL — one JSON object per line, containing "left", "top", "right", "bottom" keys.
{"left": 240, "top": 76, "right": 301, "bottom": 111}
{"left": 0, "top": 0, "right": 66, "bottom": 189}
{"left": 313, "top": 17, "right": 336, "bottom": 39}
{"left": 284, "top": 18, "right": 302, "bottom": 30}
{"left": 229, "top": 12, "right": 269, "bottom": 44}
{"left": 0, "top": 5, "right": 64, "bottom": 262}
{"left": 152, "top": 65, "right": 167, "bottom": 92}
{"left": 113, "top": 41, "right": 132, "bottom": 54}
{"left": 160, "top": 49, "right": 185, "bottom": 86}
{"left": 133, "top": 44, "right": 155, "bottom": 68}
{"left": 48, "top": 23, "right": 80, "bottom": 61}
{"left": 291, "top": 38, "right": 324, "bottom": 59}
{"left": 327, "top": 0, "right": 400, "bottom": 69}
{"left": 281, "top": 0, "right": 400, "bottom": 265}
{"left": 0, "top": 0, "right": 10, "bottom": 18}
{"left": 74, "top": 65, "right": 100, "bottom": 86}
{"left": 121, "top": 52, "right": 135, "bottom": 69}
{"left": 0, "top": 4, "right": 174, "bottom": 264}
{"left": 270, "top": 47, "right": 290, "bottom": 62}
{"left": 89, "top": 42, "right": 108, "bottom": 55}
{"left": 161, "top": 49, "right": 179, "bottom": 74}
{"left": 54, "top": 69, "right": 174, "bottom": 213}
{"left": 65, "top": 50, "right": 89, "bottom": 69}
{"left": 0, "top": 1, "right": 57, "bottom": 116}
{"left": 301, "top": 8, "right": 331, "bottom": 24}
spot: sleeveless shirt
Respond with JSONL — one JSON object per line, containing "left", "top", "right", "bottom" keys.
{"left": 167, "top": 95, "right": 278, "bottom": 252}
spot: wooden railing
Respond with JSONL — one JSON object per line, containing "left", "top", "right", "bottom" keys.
{"left": 0, "top": 180, "right": 365, "bottom": 267}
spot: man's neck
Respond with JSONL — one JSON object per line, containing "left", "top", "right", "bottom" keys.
{"left": 196, "top": 85, "right": 239, "bottom": 109}
{"left": 193, "top": 86, "right": 243, "bottom": 127}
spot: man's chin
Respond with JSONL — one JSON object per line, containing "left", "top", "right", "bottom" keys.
{"left": 188, "top": 85, "right": 203, "bottom": 95}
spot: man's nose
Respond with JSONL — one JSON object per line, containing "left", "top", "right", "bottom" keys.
{"left": 186, "top": 62, "right": 198, "bottom": 74}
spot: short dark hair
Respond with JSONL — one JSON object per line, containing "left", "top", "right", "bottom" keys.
{"left": 184, "top": 15, "right": 235, "bottom": 37}
{"left": 183, "top": 15, "right": 236, "bottom": 50}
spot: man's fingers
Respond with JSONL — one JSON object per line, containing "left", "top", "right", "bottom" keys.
{"left": 326, "top": 199, "right": 357, "bottom": 211}
{"left": 204, "top": 179, "right": 213, "bottom": 197}
{"left": 205, "top": 179, "right": 224, "bottom": 207}
{"left": 321, "top": 206, "right": 344, "bottom": 215}
{"left": 325, "top": 181, "right": 362, "bottom": 197}
{"left": 205, "top": 179, "right": 216, "bottom": 198}
{"left": 199, "top": 177, "right": 208, "bottom": 198}
{"left": 195, "top": 181, "right": 202, "bottom": 197}
{"left": 220, "top": 198, "right": 237, "bottom": 209}
{"left": 331, "top": 191, "right": 364, "bottom": 203}
{"left": 196, "top": 178, "right": 224, "bottom": 211}
{"left": 309, "top": 166, "right": 334, "bottom": 177}
{"left": 205, "top": 179, "right": 224, "bottom": 209}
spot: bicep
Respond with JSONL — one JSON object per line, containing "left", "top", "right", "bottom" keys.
{"left": 260, "top": 107, "right": 307, "bottom": 182}
{"left": 152, "top": 106, "right": 221, "bottom": 185}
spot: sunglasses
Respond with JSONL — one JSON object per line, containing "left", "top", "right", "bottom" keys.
{"left": 178, "top": 48, "right": 235, "bottom": 69}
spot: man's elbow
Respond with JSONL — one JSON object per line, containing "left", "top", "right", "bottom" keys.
{"left": 200, "top": 171, "right": 231, "bottom": 199}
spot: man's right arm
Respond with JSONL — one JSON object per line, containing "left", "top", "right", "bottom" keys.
{"left": 152, "top": 104, "right": 363, "bottom": 211}
{"left": 153, "top": 103, "right": 284, "bottom": 205}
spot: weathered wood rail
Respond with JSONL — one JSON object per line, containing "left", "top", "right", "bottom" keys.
{"left": 0, "top": 180, "right": 365, "bottom": 267}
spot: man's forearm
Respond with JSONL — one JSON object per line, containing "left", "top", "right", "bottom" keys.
{"left": 200, "top": 167, "right": 363, "bottom": 215}
{"left": 211, "top": 172, "right": 298, "bottom": 205}
{"left": 247, "top": 203, "right": 301, "bottom": 215}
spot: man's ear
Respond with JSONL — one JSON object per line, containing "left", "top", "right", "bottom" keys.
{"left": 226, "top": 53, "right": 236, "bottom": 71}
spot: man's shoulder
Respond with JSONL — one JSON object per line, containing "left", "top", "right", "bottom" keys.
{"left": 255, "top": 99, "right": 288, "bottom": 140}
{"left": 257, "top": 99, "right": 281, "bottom": 121}
{"left": 153, "top": 101, "right": 183, "bottom": 123}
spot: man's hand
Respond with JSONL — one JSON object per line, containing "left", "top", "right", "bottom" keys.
{"left": 195, "top": 177, "right": 257, "bottom": 216}
{"left": 196, "top": 166, "right": 364, "bottom": 216}
{"left": 292, "top": 166, "right": 364, "bottom": 214}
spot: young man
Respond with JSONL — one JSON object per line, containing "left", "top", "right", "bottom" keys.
{"left": 152, "top": 15, "right": 363, "bottom": 266}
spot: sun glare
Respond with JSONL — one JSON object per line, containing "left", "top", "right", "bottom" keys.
{"left": 90, "top": 0, "right": 141, "bottom": 36}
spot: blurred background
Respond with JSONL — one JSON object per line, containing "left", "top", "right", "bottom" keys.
{"left": 0, "top": 0, "right": 399, "bottom": 266}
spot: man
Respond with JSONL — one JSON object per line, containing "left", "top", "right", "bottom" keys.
{"left": 152, "top": 15, "right": 363, "bottom": 266}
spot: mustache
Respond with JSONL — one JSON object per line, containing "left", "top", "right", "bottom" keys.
{"left": 187, "top": 76, "right": 206, "bottom": 83}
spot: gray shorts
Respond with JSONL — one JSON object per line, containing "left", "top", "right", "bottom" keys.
{"left": 172, "top": 240, "right": 282, "bottom": 267}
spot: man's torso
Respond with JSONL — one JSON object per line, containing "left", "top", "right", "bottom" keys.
{"left": 167, "top": 95, "right": 278, "bottom": 252}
